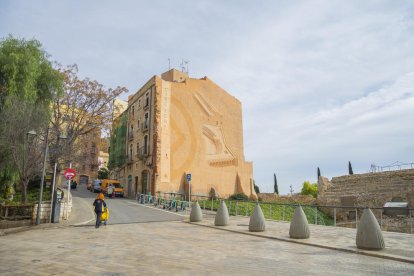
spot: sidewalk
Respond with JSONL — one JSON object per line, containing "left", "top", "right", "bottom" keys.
{"left": 0, "top": 192, "right": 95, "bottom": 236}
{"left": 190, "top": 213, "right": 414, "bottom": 264}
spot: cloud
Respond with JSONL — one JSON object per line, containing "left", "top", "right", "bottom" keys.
{"left": 2, "top": 0, "right": 414, "bottom": 195}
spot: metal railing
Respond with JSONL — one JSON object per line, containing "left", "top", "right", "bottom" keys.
{"left": 0, "top": 203, "right": 34, "bottom": 220}
{"left": 135, "top": 193, "right": 414, "bottom": 234}
{"left": 370, "top": 161, "right": 414, "bottom": 172}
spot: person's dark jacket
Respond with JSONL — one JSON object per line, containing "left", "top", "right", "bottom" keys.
{"left": 93, "top": 198, "right": 106, "bottom": 213}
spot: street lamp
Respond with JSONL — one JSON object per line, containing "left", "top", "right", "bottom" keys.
{"left": 28, "top": 128, "right": 67, "bottom": 225}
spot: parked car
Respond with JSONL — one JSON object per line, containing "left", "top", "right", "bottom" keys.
{"left": 70, "top": 180, "right": 77, "bottom": 189}
{"left": 92, "top": 180, "right": 102, "bottom": 193}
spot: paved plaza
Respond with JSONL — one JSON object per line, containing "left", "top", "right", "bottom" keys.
{"left": 1, "top": 201, "right": 414, "bottom": 275}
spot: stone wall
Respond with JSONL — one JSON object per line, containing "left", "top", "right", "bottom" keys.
{"left": 31, "top": 192, "right": 73, "bottom": 223}
{"left": 317, "top": 169, "right": 414, "bottom": 208}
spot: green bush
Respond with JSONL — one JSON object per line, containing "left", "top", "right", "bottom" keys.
{"left": 300, "top": 181, "right": 318, "bottom": 198}
{"left": 229, "top": 193, "right": 248, "bottom": 201}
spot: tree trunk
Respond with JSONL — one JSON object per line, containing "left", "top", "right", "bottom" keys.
{"left": 19, "top": 179, "right": 28, "bottom": 204}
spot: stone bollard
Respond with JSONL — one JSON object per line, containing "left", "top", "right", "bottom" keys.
{"left": 215, "top": 200, "right": 230, "bottom": 226}
{"left": 249, "top": 203, "right": 266, "bottom": 232}
{"left": 289, "top": 206, "right": 310, "bottom": 239}
{"left": 356, "top": 208, "right": 385, "bottom": 250}
{"left": 190, "top": 201, "right": 203, "bottom": 222}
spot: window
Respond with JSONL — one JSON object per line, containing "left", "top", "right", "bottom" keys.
{"left": 137, "top": 119, "right": 140, "bottom": 129}
{"left": 144, "top": 135, "right": 148, "bottom": 155}
{"left": 129, "top": 125, "right": 134, "bottom": 140}
{"left": 138, "top": 99, "right": 141, "bottom": 107}
{"left": 132, "top": 105, "right": 135, "bottom": 117}
{"left": 129, "top": 144, "right": 133, "bottom": 160}
{"left": 144, "top": 112, "right": 149, "bottom": 129}
{"left": 136, "top": 143, "right": 139, "bottom": 154}
{"left": 145, "top": 93, "right": 149, "bottom": 107}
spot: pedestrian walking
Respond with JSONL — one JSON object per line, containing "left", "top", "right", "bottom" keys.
{"left": 93, "top": 193, "right": 106, "bottom": 228}
{"left": 107, "top": 184, "right": 114, "bottom": 198}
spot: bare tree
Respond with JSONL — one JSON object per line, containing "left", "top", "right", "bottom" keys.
{"left": 0, "top": 97, "right": 48, "bottom": 203}
{"left": 49, "top": 65, "right": 127, "bottom": 169}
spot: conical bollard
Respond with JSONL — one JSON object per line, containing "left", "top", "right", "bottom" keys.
{"left": 249, "top": 203, "right": 266, "bottom": 232}
{"left": 356, "top": 208, "right": 385, "bottom": 250}
{"left": 215, "top": 200, "right": 230, "bottom": 226}
{"left": 289, "top": 206, "right": 310, "bottom": 239}
{"left": 189, "top": 201, "right": 203, "bottom": 222}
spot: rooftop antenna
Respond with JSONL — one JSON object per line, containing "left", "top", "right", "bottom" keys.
{"left": 180, "top": 59, "right": 189, "bottom": 74}
{"left": 184, "top": 60, "right": 189, "bottom": 75}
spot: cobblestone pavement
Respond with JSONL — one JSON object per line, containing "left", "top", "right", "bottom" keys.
{"left": 1, "top": 208, "right": 414, "bottom": 275}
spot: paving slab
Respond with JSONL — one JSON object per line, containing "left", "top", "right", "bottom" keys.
{"left": 190, "top": 214, "right": 414, "bottom": 264}
{"left": 1, "top": 219, "right": 414, "bottom": 275}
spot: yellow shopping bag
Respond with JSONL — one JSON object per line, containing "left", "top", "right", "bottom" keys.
{"left": 100, "top": 207, "right": 109, "bottom": 221}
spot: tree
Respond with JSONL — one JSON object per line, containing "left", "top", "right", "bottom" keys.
{"left": 253, "top": 180, "right": 260, "bottom": 194}
{"left": 0, "top": 36, "right": 63, "bottom": 109}
{"left": 317, "top": 167, "right": 321, "bottom": 179}
{"left": 0, "top": 36, "right": 64, "bottom": 203}
{"left": 0, "top": 98, "right": 49, "bottom": 203}
{"left": 348, "top": 161, "right": 354, "bottom": 175}
{"left": 300, "top": 181, "right": 318, "bottom": 198}
{"left": 48, "top": 65, "right": 128, "bottom": 170}
{"left": 273, "top": 173, "right": 279, "bottom": 195}
{"left": 98, "top": 167, "right": 109, "bottom": 179}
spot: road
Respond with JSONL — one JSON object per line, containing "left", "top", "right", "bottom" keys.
{"left": 69, "top": 184, "right": 185, "bottom": 225}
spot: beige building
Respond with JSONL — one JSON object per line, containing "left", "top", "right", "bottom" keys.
{"left": 121, "top": 69, "right": 255, "bottom": 200}
{"left": 74, "top": 130, "right": 100, "bottom": 185}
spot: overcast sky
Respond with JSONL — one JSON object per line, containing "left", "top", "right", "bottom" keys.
{"left": 1, "top": 0, "right": 414, "bottom": 195}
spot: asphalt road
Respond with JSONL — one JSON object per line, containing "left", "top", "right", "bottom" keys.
{"left": 69, "top": 184, "right": 185, "bottom": 225}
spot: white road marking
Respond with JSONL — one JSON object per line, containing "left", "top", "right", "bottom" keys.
{"left": 73, "top": 219, "right": 94, "bottom": 226}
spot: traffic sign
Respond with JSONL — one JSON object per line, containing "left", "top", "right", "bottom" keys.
{"left": 64, "top": 168, "right": 76, "bottom": 180}
{"left": 186, "top": 173, "right": 191, "bottom": 181}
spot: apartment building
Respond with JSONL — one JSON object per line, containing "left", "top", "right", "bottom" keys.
{"left": 113, "top": 69, "right": 256, "bottom": 200}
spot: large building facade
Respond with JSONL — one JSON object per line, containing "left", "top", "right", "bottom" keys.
{"left": 111, "top": 69, "right": 255, "bottom": 200}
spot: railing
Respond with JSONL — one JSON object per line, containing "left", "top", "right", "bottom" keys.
{"left": 370, "top": 161, "right": 414, "bottom": 172}
{"left": 136, "top": 146, "right": 148, "bottom": 160}
{"left": 0, "top": 203, "right": 34, "bottom": 220}
{"left": 135, "top": 193, "right": 414, "bottom": 234}
{"left": 126, "top": 155, "right": 133, "bottom": 164}
{"left": 136, "top": 192, "right": 188, "bottom": 212}
{"left": 141, "top": 122, "right": 149, "bottom": 132}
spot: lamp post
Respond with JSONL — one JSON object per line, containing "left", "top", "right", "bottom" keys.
{"left": 36, "top": 127, "right": 50, "bottom": 225}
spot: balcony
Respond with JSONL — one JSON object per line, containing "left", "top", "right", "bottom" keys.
{"left": 136, "top": 146, "right": 144, "bottom": 160}
{"left": 126, "top": 155, "right": 134, "bottom": 164}
{"left": 144, "top": 98, "right": 150, "bottom": 110}
{"left": 141, "top": 122, "right": 149, "bottom": 132}
{"left": 136, "top": 146, "right": 149, "bottom": 160}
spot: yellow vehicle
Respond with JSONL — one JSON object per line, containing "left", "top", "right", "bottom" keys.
{"left": 101, "top": 179, "right": 124, "bottom": 197}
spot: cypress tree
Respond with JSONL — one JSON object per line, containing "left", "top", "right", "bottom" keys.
{"left": 349, "top": 161, "right": 354, "bottom": 175}
{"left": 274, "top": 173, "right": 279, "bottom": 195}
{"left": 317, "top": 167, "right": 321, "bottom": 179}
